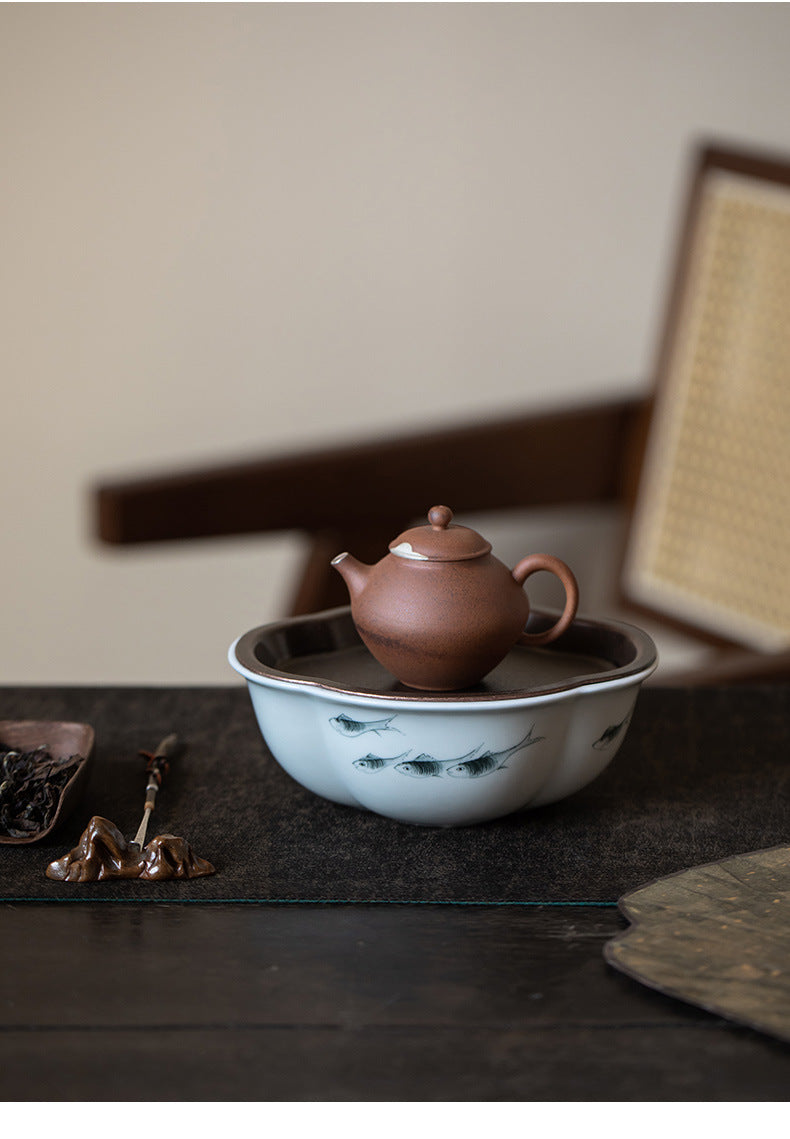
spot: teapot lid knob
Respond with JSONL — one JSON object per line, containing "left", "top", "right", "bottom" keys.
{"left": 428, "top": 505, "right": 453, "bottom": 530}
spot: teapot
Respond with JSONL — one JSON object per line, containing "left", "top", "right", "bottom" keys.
{"left": 331, "top": 505, "right": 579, "bottom": 691}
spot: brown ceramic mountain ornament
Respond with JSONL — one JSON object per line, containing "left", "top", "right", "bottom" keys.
{"left": 332, "top": 505, "right": 579, "bottom": 691}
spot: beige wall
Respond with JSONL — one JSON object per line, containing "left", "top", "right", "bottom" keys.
{"left": 2, "top": 2, "right": 789, "bottom": 684}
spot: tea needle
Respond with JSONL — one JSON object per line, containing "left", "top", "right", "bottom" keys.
{"left": 131, "top": 732, "right": 180, "bottom": 852}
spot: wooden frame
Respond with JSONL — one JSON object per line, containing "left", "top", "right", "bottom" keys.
{"left": 621, "top": 142, "right": 790, "bottom": 653}
{"left": 95, "top": 397, "right": 644, "bottom": 614}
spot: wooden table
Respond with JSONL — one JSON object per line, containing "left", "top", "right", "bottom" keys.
{"left": 1, "top": 685, "right": 789, "bottom": 1101}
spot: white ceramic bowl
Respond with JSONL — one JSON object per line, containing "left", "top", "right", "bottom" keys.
{"left": 229, "top": 606, "right": 657, "bottom": 827}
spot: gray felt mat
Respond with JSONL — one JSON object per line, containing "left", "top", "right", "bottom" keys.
{"left": 0, "top": 685, "right": 787, "bottom": 904}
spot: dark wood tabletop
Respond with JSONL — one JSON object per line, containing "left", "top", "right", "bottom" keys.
{"left": 1, "top": 684, "right": 789, "bottom": 1102}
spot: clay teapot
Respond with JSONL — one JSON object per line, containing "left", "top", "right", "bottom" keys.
{"left": 332, "top": 505, "right": 579, "bottom": 691}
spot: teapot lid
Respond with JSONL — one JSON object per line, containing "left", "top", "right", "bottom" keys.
{"left": 389, "top": 506, "right": 492, "bottom": 562}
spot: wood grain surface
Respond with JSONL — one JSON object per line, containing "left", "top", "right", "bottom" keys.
{"left": 1, "top": 902, "right": 789, "bottom": 1101}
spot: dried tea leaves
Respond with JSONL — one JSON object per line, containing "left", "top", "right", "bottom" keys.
{"left": 0, "top": 742, "right": 81, "bottom": 838}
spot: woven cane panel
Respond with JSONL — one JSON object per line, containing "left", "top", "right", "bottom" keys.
{"left": 625, "top": 171, "right": 790, "bottom": 650}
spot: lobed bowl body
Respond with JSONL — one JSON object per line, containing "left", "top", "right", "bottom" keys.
{"left": 229, "top": 606, "right": 657, "bottom": 827}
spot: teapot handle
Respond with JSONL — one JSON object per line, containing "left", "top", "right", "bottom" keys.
{"left": 512, "top": 554, "right": 579, "bottom": 647}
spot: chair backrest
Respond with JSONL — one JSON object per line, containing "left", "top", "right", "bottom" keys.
{"left": 622, "top": 141, "right": 790, "bottom": 656}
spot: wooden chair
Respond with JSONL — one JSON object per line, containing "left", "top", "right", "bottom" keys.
{"left": 93, "top": 141, "right": 790, "bottom": 685}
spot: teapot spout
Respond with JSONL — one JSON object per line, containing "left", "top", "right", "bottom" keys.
{"left": 331, "top": 551, "right": 371, "bottom": 603}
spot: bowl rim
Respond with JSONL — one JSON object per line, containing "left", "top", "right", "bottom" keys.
{"left": 229, "top": 606, "right": 658, "bottom": 707}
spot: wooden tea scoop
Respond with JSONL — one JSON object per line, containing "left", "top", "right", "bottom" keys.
{"left": 46, "top": 733, "right": 215, "bottom": 883}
